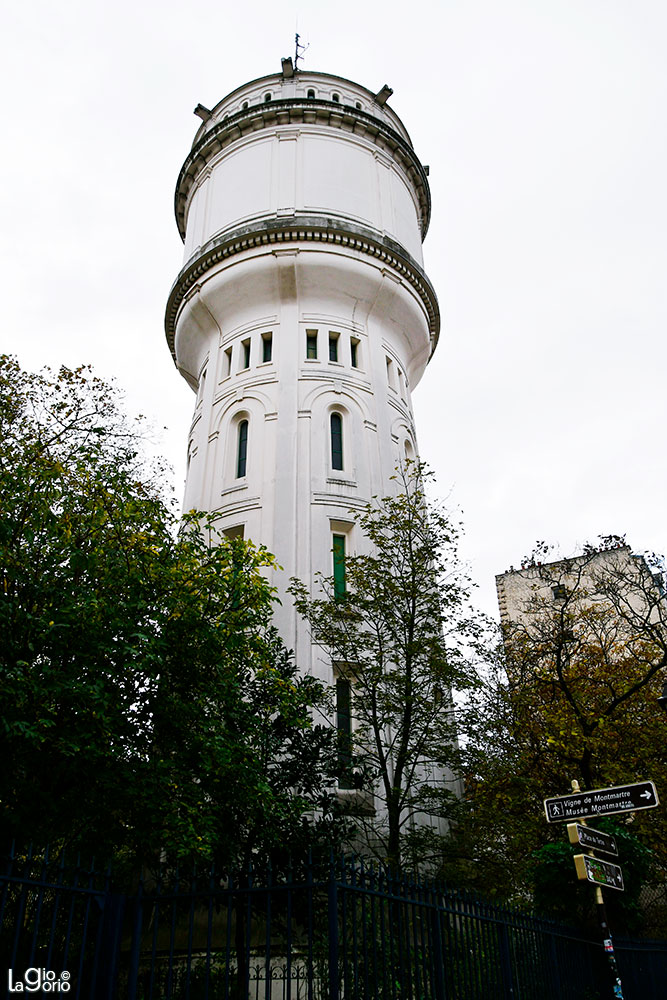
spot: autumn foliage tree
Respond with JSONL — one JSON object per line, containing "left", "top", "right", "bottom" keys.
{"left": 499, "top": 539, "right": 667, "bottom": 792}
{"left": 455, "top": 538, "right": 667, "bottom": 924}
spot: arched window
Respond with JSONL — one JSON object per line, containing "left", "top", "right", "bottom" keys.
{"left": 307, "top": 89, "right": 316, "bottom": 99}
{"left": 332, "top": 92, "right": 340, "bottom": 103}
{"left": 236, "top": 419, "right": 248, "bottom": 478}
{"left": 264, "top": 92, "right": 272, "bottom": 102}
{"left": 330, "top": 412, "right": 343, "bottom": 471}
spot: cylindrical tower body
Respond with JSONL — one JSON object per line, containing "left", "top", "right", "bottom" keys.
{"left": 166, "top": 68, "right": 440, "bottom": 681}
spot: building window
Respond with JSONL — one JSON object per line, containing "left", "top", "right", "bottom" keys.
{"left": 307, "top": 89, "right": 316, "bottom": 99}
{"left": 328, "top": 332, "right": 339, "bottom": 363}
{"left": 242, "top": 101, "right": 248, "bottom": 110}
{"left": 350, "top": 338, "right": 359, "bottom": 368}
{"left": 398, "top": 370, "right": 407, "bottom": 401}
{"left": 306, "top": 330, "right": 318, "bottom": 359}
{"left": 330, "top": 413, "right": 343, "bottom": 471}
{"left": 236, "top": 420, "right": 248, "bottom": 478}
{"left": 262, "top": 332, "right": 273, "bottom": 363}
{"left": 333, "top": 533, "right": 346, "bottom": 599}
{"left": 332, "top": 92, "right": 340, "bottom": 103}
{"left": 223, "top": 524, "right": 245, "bottom": 540}
{"left": 355, "top": 101, "right": 362, "bottom": 110}
{"left": 336, "top": 677, "right": 354, "bottom": 789}
{"left": 241, "top": 338, "right": 251, "bottom": 370}
{"left": 264, "top": 92, "right": 272, "bottom": 102}
{"left": 224, "top": 346, "right": 232, "bottom": 377}
{"left": 197, "top": 366, "right": 207, "bottom": 403}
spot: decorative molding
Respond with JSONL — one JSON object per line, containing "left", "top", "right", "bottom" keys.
{"left": 165, "top": 217, "right": 440, "bottom": 361}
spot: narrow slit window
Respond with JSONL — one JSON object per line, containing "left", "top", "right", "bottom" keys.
{"left": 330, "top": 412, "right": 343, "bottom": 471}
{"left": 224, "top": 346, "right": 233, "bottom": 377}
{"left": 236, "top": 420, "right": 248, "bottom": 478}
{"left": 306, "top": 331, "right": 318, "bottom": 359}
{"left": 336, "top": 677, "right": 354, "bottom": 789}
{"left": 350, "top": 338, "right": 359, "bottom": 368}
{"left": 241, "top": 338, "right": 251, "bottom": 370}
{"left": 333, "top": 533, "right": 346, "bottom": 599}
{"left": 399, "top": 371, "right": 407, "bottom": 401}
{"left": 328, "top": 333, "right": 339, "bottom": 363}
{"left": 262, "top": 332, "right": 273, "bottom": 363}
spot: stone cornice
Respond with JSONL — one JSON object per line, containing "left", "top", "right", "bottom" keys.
{"left": 164, "top": 217, "right": 440, "bottom": 363}
{"left": 174, "top": 99, "right": 431, "bottom": 242}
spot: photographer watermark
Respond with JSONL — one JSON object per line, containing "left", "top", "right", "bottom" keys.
{"left": 8, "top": 968, "right": 71, "bottom": 993}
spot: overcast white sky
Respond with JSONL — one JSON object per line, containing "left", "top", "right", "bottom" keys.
{"left": 3, "top": 0, "right": 666, "bottom": 616}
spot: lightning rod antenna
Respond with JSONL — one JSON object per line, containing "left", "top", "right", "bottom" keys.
{"left": 295, "top": 32, "right": 309, "bottom": 70}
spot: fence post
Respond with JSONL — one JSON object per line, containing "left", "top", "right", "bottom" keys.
{"left": 125, "top": 876, "right": 144, "bottom": 1000}
{"left": 548, "top": 925, "right": 563, "bottom": 998}
{"left": 498, "top": 920, "right": 515, "bottom": 999}
{"left": 430, "top": 888, "right": 447, "bottom": 1000}
{"left": 328, "top": 856, "right": 339, "bottom": 1000}
{"left": 97, "top": 892, "right": 126, "bottom": 1000}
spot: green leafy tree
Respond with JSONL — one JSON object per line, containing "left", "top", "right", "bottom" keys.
{"left": 0, "top": 355, "right": 340, "bottom": 866}
{"left": 290, "top": 464, "right": 482, "bottom": 871}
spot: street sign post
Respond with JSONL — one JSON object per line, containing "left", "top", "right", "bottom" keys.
{"left": 567, "top": 823, "right": 618, "bottom": 856}
{"left": 574, "top": 854, "right": 624, "bottom": 892}
{"left": 544, "top": 781, "right": 659, "bottom": 823}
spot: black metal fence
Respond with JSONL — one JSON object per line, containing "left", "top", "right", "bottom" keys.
{"left": 1, "top": 846, "right": 666, "bottom": 999}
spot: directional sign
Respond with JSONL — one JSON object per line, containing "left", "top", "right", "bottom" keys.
{"left": 574, "top": 854, "right": 624, "bottom": 891}
{"left": 567, "top": 823, "right": 618, "bottom": 856}
{"left": 544, "top": 781, "right": 659, "bottom": 823}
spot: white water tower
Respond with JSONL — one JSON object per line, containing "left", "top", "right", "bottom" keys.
{"left": 165, "top": 60, "right": 440, "bottom": 681}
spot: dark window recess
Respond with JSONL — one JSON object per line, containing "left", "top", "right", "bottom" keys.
{"left": 333, "top": 533, "right": 346, "bottom": 600}
{"left": 223, "top": 524, "right": 244, "bottom": 540}
{"left": 330, "top": 413, "right": 343, "bottom": 471}
{"left": 552, "top": 584, "right": 567, "bottom": 601}
{"left": 262, "top": 333, "right": 272, "bottom": 363}
{"left": 329, "top": 334, "right": 339, "bottom": 363}
{"left": 350, "top": 340, "right": 359, "bottom": 368}
{"left": 336, "top": 677, "right": 354, "bottom": 789}
{"left": 236, "top": 420, "right": 248, "bottom": 478}
{"left": 241, "top": 339, "right": 251, "bottom": 369}
{"left": 306, "top": 332, "right": 318, "bottom": 359}
{"left": 307, "top": 89, "right": 315, "bottom": 99}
